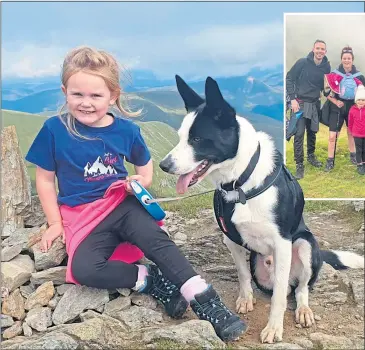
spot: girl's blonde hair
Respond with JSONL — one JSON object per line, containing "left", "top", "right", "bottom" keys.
{"left": 58, "top": 46, "right": 141, "bottom": 139}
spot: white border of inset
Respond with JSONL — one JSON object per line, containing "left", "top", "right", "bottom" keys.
{"left": 283, "top": 12, "right": 365, "bottom": 202}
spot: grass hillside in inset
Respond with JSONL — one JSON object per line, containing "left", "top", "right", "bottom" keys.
{"left": 286, "top": 122, "right": 365, "bottom": 198}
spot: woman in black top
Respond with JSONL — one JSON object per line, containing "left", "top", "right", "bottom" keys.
{"left": 324, "top": 46, "right": 365, "bottom": 171}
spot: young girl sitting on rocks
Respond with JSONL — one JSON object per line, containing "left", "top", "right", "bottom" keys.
{"left": 25, "top": 46, "right": 246, "bottom": 342}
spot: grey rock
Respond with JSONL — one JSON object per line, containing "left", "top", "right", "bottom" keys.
{"left": 1, "top": 244, "right": 23, "bottom": 262}
{"left": 174, "top": 232, "right": 188, "bottom": 241}
{"left": 1, "top": 255, "right": 35, "bottom": 292}
{"left": 24, "top": 281, "right": 55, "bottom": 310}
{"left": 293, "top": 338, "right": 314, "bottom": 349}
{"left": 310, "top": 332, "right": 353, "bottom": 349}
{"left": 1, "top": 288, "right": 25, "bottom": 320}
{"left": 31, "top": 237, "right": 67, "bottom": 271}
{"left": 95, "top": 304, "right": 104, "bottom": 313}
{"left": 1, "top": 336, "right": 29, "bottom": 349}
{"left": 22, "top": 322, "right": 33, "bottom": 337}
{"left": 312, "top": 263, "right": 349, "bottom": 305}
{"left": 143, "top": 319, "right": 225, "bottom": 349}
{"left": 2, "top": 227, "right": 41, "bottom": 250}
{"left": 351, "top": 279, "right": 364, "bottom": 305}
{"left": 52, "top": 285, "right": 109, "bottom": 325}
{"left": 103, "top": 296, "right": 131, "bottom": 317}
{"left": 116, "top": 305, "right": 163, "bottom": 329}
{"left": 353, "top": 338, "right": 365, "bottom": 350}
{"left": 30, "top": 266, "right": 67, "bottom": 286}
{"left": 168, "top": 224, "right": 179, "bottom": 234}
{"left": 18, "top": 332, "right": 78, "bottom": 350}
{"left": 61, "top": 317, "right": 129, "bottom": 347}
{"left": 25, "top": 307, "right": 52, "bottom": 332}
{"left": 352, "top": 201, "right": 364, "bottom": 212}
{"left": 80, "top": 310, "right": 103, "bottom": 321}
{"left": 116, "top": 288, "right": 131, "bottom": 296}
{"left": 23, "top": 195, "right": 47, "bottom": 228}
{"left": 1, "top": 126, "right": 32, "bottom": 238}
{"left": 48, "top": 295, "right": 61, "bottom": 310}
{"left": 2, "top": 320, "right": 23, "bottom": 339}
{"left": 131, "top": 293, "right": 157, "bottom": 309}
{"left": 56, "top": 283, "right": 73, "bottom": 296}
{"left": 19, "top": 284, "right": 35, "bottom": 299}
{"left": 1, "top": 314, "right": 15, "bottom": 328}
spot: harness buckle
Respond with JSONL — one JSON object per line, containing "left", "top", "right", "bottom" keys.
{"left": 238, "top": 188, "right": 247, "bottom": 204}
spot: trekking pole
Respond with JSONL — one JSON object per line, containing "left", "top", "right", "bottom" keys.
{"left": 333, "top": 111, "right": 340, "bottom": 166}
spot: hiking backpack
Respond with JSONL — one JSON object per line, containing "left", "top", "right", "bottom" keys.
{"left": 333, "top": 69, "right": 362, "bottom": 100}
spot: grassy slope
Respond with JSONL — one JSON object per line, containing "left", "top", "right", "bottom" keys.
{"left": 2, "top": 109, "right": 213, "bottom": 216}
{"left": 286, "top": 121, "right": 365, "bottom": 198}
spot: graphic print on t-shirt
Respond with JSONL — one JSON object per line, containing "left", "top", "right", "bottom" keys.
{"left": 84, "top": 152, "right": 118, "bottom": 182}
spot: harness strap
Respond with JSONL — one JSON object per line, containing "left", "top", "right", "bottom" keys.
{"left": 214, "top": 151, "right": 289, "bottom": 249}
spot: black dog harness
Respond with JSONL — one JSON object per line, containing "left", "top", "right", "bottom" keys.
{"left": 213, "top": 143, "right": 294, "bottom": 249}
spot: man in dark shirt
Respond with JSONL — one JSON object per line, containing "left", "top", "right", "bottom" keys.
{"left": 286, "top": 40, "right": 331, "bottom": 179}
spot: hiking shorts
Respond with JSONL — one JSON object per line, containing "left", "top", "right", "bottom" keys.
{"left": 328, "top": 100, "right": 354, "bottom": 132}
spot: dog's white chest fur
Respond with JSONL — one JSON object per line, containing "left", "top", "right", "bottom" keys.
{"left": 229, "top": 186, "right": 280, "bottom": 256}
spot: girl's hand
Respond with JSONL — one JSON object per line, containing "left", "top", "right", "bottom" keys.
{"left": 40, "top": 222, "right": 65, "bottom": 253}
{"left": 125, "top": 175, "right": 146, "bottom": 193}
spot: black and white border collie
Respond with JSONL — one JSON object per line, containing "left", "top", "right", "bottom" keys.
{"left": 159, "top": 75, "right": 364, "bottom": 343}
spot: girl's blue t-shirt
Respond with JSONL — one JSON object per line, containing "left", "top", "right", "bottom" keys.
{"left": 25, "top": 114, "right": 151, "bottom": 207}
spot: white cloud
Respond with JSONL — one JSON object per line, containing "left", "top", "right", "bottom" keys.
{"left": 2, "top": 21, "right": 283, "bottom": 79}
{"left": 2, "top": 45, "right": 67, "bottom": 78}
{"left": 286, "top": 14, "right": 365, "bottom": 72}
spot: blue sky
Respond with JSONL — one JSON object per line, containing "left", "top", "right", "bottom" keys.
{"left": 2, "top": 1, "right": 363, "bottom": 80}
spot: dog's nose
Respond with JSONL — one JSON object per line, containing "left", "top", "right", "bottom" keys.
{"left": 159, "top": 155, "right": 174, "bottom": 173}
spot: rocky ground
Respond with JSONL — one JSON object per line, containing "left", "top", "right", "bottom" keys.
{"left": 1, "top": 197, "right": 364, "bottom": 349}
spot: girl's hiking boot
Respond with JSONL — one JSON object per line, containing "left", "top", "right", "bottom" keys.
{"left": 139, "top": 264, "right": 188, "bottom": 319}
{"left": 324, "top": 158, "right": 334, "bottom": 172}
{"left": 357, "top": 165, "right": 365, "bottom": 175}
{"left": 295, "top": 163, "right": 304, "bottom": 179}
{"left": 350, "top": 152, "right": 357, "bottom": 165}
{"left": 307, "top": 153, "right": 323, "bottom": 168}
{"left": 190, "top": 285, "right": 247, "bottom": 342}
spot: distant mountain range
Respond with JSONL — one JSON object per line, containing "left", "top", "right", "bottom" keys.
{"left": 2, "top": 67, "right": 284, "bottom": 149}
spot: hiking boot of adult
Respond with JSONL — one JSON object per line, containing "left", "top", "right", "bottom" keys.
{"left": 307, "top": 153, "right": 323, "bottom": 168}
{"left": 357, "top": 165, "right": 365, "bottom": 175}
{"left": 324, "top": 158, "right": 334, "bottom": 172}
{"left": 139, "top": 264, "right": 188, "bottom": 319}
{"left": 350, "top": 153, "right": 357, "bottom": 165}
{"left": 190, "top": 285, "right": 247, "bottom": 342}
{"left": 295, "top": 163, "right": 304, "bottom": 180}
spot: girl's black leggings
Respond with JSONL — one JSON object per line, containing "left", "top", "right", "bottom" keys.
{"left": 71, "top": 195, "right": 197, "bottom": 289}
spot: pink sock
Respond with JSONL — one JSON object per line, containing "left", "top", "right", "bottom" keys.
{"left": 133, "top": 264, "right": 148, "bottom": 291}
{"left": 180, "top": 275, "right": 209, "bottom": 302}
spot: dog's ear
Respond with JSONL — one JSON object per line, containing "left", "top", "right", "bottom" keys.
{"left": 205, "top": 77, "right": 225, "bottom": 108}
{"left": 205, "top": 77, "right": 236, "bottom": 123}
{"left": 175, "top": 75, "right": 204, "bottom": 112}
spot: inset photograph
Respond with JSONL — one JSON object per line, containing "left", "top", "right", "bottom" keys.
{"left": 285, "top": 13, "right": 365, "bottom": 198}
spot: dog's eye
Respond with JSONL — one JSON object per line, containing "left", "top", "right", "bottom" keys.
{"left": 192, "top": 137, "right": 201, "bottom": 142}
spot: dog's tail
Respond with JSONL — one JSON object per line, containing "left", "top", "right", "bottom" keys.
{"left": 321, "top": 250, "right": 364, "bottom": 270}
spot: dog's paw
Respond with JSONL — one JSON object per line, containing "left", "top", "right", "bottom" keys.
{"left": 260, "top": 323, "right": 283, "bottom": 343}
{"left": 295, "top": 305, "right": 315, "bottom": 328}
{"left": 236, "top": 294, "right": 256, "bottom": 314}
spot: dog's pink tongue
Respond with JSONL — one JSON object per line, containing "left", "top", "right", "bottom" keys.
{"left": 176, "top": 171, "right": 195, "bottom": 194}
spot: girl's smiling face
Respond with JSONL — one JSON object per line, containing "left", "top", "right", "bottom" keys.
{"left": 356, "top": 99, "right": 365, "bottom": 108}
{"left": 62, "top": 71, "right": 118, "bottom": 127}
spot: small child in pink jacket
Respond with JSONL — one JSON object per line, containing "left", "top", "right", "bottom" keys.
{"left": 348, "top": 85, "right": 365, "bottom": 175}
